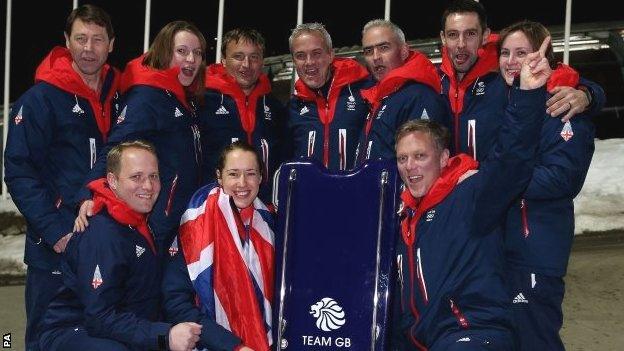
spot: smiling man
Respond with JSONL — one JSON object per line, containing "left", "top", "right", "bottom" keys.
{"left": 438, "top": 0, "right": 604, "bottom": 160}
{"left": 38, "top": 141, "right": 202, "bottom": 351}
{"left": 391, "top": 34, "right": 553, "bottom": 350}
{"left": 288, "top": 22, "right": 371, "bottom": 171}
{"left": 3, "top": 5, "right": 120, "bottom": 350}
{"left": 356, "top": 19, "right": 450, "bottom": 164}
{"left": 200, "top": 28, "right": 285, "bottom": 203}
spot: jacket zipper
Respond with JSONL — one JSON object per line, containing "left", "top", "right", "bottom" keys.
{"left": 165, "top": 174, "right": 178, "bottom": 217}
{"left": 449, "top": 298, "right": 469, "bottom": 329}
{"left": 521, "top": 198, "right": 530, "bottom": 238}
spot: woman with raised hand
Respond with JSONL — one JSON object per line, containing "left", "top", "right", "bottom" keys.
{"left": 498, "top": 21, "right": 596, "bottom": 351}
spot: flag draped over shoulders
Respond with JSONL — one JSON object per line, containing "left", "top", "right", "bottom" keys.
{"left": 179, "top": 184, "right": 275, "bottom": 351}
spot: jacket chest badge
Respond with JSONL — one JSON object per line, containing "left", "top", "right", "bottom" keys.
{"left": 215, "top": 105, "right": 229, "bottom": 115}
{"left": 174, "top": 107, "right": 184, "bottom": 118}
{"left": 14, "top": 106, "right": 23, "bottom": 125}
{"left": 116, "top": 106, "right": 127, "bottom": 124}
{"left": 425, "top": 209, "right": 436, "bottom": 222}
{"left": 92, "top": 264, "right": 103, "bottom": 289}
{"left": 560, "top": 121, "right": 574, "bottom": 141}
{"left": 346, "top": 95, "right": 356, "bottom": 111}
{"left": 169, "top": 237, "right": 179, "bottom": 256}
{"left": 376, "top": 105, "right": 387, "bottom": 119}
{"left": 475, "top": 81, "right": 486, "bottom": 96}
{"left": 264, "top": 105, "right": 272, "bottom": 120}
{"left": 421, "top": 108, "right": 430, "bottom": 120}
{"left": 135, "top": 245, "right": 145, "bottom": 258}
{"left": 300, "top": 105, "right": 309, "bottom": 115}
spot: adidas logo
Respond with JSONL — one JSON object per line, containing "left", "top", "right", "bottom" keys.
{"left": 421, "top": 108, "right": 430, "bottom": 120}
{"left": 300, "top": 106, "right": 309, "bottom": 115}
{"left": 174, "top": 107, "right": 183, "bottom": 117}
{"left": 456, "top": 337, "right": 471, "bottom": 342}
{"left": 215, "top": 105, "right": 229, "bottom": 115}
{"left": 513, "top": 293, "right": 529, "bottom": 304}
{"left": 72, "top": 102, "right": 85, "bottom": 115}
{"left": 136, "top": 245, "right": 145, "bottom": 258}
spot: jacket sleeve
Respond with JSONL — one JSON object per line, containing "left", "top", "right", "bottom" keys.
{"left": 76, "top": 222, "right": 171, "bottom": 349}
{"left": 523, "top": 115, "right": 595, "bottom": 200}
{"left": 473, "top": 86, "right": 547, "bottom": 234}
{"left": 162, "top": 244, "right": 242, "bottom": 351}
{"left": 578, "top": 77, "right": 606, "bottom": 117}
{"left": 77, "top": 90, "right": 160, "bottom": 201}
{"left": 4, "top": 94, "right": 71, "bottom": 247}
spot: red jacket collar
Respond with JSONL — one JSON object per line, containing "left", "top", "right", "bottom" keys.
{"left": 205, "top": 63, "right": 272, "bottom": 142}
{"left": 440, "top": 33, "right": 499, "bottom": 86}
{"left": 120, "top": 55, "right": 190, "bottom": 110}
{"left": 35, "top": 46, "right": 117, "bottom": 100}
{"left": 401, "top": 154, "right": 479, "bottom": 213}
{"left": 205, "top": 63, "right": 271, "bottom": 97}
{"left": 400, "top": 154, "right": 478, "bottom": 245}
{"left": 547, "top": 63, "right": 579, "bottom": 91}
{"left": 87, "top": 178, "right": 156, "bottom": 254}
{"left": 35, "top": 46, "right": 119, "bottom": 142}
{"left": 360, "top": 50, "right": 441, "bottom": 107}
{"left": 293, "top": 57, "right": 369, "bottom": 100}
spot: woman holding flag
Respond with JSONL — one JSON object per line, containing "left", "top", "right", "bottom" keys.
{"left": 162, "top": 141, "right": 275, "bottom": 351}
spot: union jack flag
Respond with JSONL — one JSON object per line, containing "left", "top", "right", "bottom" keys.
{"left": 179, "top": 185, "right": 274, "bottom": 351}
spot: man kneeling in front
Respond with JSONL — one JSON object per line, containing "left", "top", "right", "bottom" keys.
{"left": 39, "top": 141, "right": 201, "bottom": 351}
{"left": 391, "top": 36, "right": 554, "bottom": 350}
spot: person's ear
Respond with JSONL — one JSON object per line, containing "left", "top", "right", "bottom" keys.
{"left": 108, "top": 37, "right": 115, "bottom": 53}
{"left": 440, "top": 149, "right": 450, "bottom": 168}
{"left": 482, "top": 28, "right": 491, "bottom": 46}
{"left": 440, "top": 30, "right": 446, "bottom": 46}
{"left": 400, "top": 43, "right": 409, "bottom": 61}
{"left": 107, "top": 172, "right": 118, "bottom": 190}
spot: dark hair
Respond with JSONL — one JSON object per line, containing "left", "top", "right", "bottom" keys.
{"left": 221, "top": 28, "right": 266, "bottom": 58}
{"left": 441, "top": 0, "right": 488, "bottom": 33}
{"left": 215, "top": 141, "right": 263, "bottom": 178}
{"left": 107, "top": 140, "right": 158, "bottom": 175}
{"left": 498, "top": 20, "right": 556, "bottom": 68}
{"left": 65, "top": 4, "right": 114, "bottom": 40}
{"left": 395, "top": 120, "right": 450, "bottom": 153}
{"left": 143, "top": 21, "right": 207, "bottom": 100}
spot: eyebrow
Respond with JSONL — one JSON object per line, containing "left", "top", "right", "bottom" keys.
{"left": 363, "top": 41, "right": 392, "bottom": 51}
{"left": 225, "top": 168, "right": 258, "bottom": 172}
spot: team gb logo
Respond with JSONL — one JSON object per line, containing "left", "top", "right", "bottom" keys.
{"left": 310, "top": 297, "right": 346, "bottom": 331}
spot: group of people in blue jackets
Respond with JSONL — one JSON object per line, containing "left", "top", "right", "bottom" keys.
{"left": 5, "top": 0, "right": 602, "bottom": 350}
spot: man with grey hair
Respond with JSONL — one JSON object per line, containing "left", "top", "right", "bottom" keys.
{"left": 287, "top": 22, "right": 372, "bottom": 171}
{"left": 356, "top": 19, "right": 450, "bottom": 164}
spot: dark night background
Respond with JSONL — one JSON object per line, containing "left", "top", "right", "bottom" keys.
{"left": 0, "top": 0, "right": 621, "bottom": 127}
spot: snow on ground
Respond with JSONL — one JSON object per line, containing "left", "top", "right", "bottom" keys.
{"left": 574, "top": 138, "right": 624, "bottom": 233}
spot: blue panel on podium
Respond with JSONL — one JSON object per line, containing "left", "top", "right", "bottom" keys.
{"left": 274, "top": 159, "right": 401, "bottom": 351}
